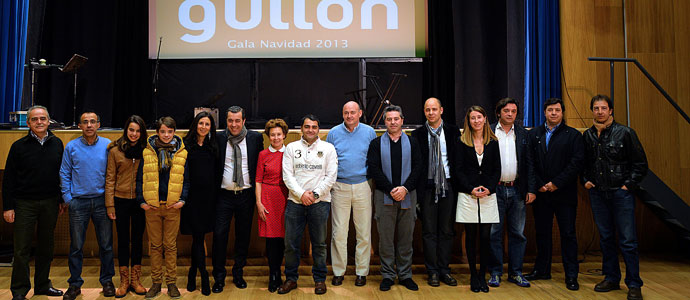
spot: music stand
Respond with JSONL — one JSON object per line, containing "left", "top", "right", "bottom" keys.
{"left": 60, "top": 54, "right": 88, "bottom": 128}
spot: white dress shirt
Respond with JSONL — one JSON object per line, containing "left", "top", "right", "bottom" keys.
{"left": 221, "top": 137, "right": 251, "bottom": 190}
{"left": 495, "top": 123, "right": 518, "bottom": 182}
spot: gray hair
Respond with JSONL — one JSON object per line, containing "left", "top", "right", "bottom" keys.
{"left": 384, "top": 105, "right": 404, "bottom": 119}
{"left": 226, "top": 106, "right": 245, "bottom": 120}
{"left": 27, "top": 105, "right": 50, "bottom": 120}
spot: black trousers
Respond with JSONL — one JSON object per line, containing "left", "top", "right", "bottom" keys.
{"left": 114, "top": 197, "right": 146, "bottom": 266}
{"left": 211, "top": 189, "right": 254, "bottom": 281}
{"left": 266, "top": 238, "right": 284, "bottom": 274}
{"left": 189, "top": 232, "right": 209, "bottom": 275}
{"left": 420, "top": 184, "right": 455, "bottom": 276}
{"left": 11, "top": 197, "right": 59, "bottom": 297}
{"left": 532, "top": 196, "right": 579, "bottom": 278}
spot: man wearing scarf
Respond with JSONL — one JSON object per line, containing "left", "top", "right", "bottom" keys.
{"left": 411, "top": 98, "right": 460, "bottom": 287}
{"left": 582, "top": 95, "right": 648, "bottom": 300}
{"left": 211, "top": 106, "right": 263, "bottom": 293}
{"left": 367, "top": 105, "right": 422, "bottom": 292}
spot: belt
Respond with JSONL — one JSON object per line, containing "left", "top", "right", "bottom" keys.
{"left": 498, "top": 181, "right": 516, "bottom": 187}
{"left": 224, "top": 188, "right": 248, "bottom": 195}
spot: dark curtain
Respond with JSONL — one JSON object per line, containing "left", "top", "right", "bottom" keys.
{"left": 20, "top": 0, "right": 526, "bottom": 129}
{"left": 1, "top": 0, "right": 29, "bottom": 123}
{"left": 452, "top": 1, "right": 525, "bottom": 126}
{"left": 524, "top": 0, "right": 562, "bottom": 127}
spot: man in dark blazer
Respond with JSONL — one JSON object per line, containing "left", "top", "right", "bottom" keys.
{"left": 411, "top": 98, "right": 460, "bottom": 287}
{"left": 211, "top": 106, "right": 264, "bottom": 292}
{"left": 488, "top": 98, "right": 532, "bottom": 288}
{"left": 525, "top": 98, "right": 584, "bottom": 291}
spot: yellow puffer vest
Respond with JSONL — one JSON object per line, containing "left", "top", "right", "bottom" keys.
{"left": 141, "top": 135, "right": 187, "bottom": 207}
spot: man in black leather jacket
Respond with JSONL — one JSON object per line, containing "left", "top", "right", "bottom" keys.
{"left": 582, "top": 94, "right": 647, "bottom": 300}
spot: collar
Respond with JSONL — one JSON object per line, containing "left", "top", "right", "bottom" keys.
{"left": 545, "top": 122, "right": 561, "bottom": 133}
{"left": 495, "top": 122, "right": 514, "bottom": 134}
{"left": 344, "top": 122, "right": 360, "bottom": 133}
{"left": 428, "top": 120, "right": 443, "bottom": 131}
{"left": 269, "top": 145, "right": 285, "bottom": 153}
{"left": 301, "top": 136, "right": 320, "bottom": 147}
{"left": 80, "top": 135, "right": 99, "bottom": 146}
{"left": 30, "top": 130, "right": 49, "bottom": 143}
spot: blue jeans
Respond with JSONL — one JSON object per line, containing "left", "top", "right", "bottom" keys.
{"left": 589, "top": 188, "right": 643, "bottom": 288}
{"left": 67, "top": 196, "right": 115, "bottom": 287}
{"left": 489, "top": 185, "right": 527, "bottom": 276}
{"left": 283, "top": 201, "right": 330, "bottom": 282}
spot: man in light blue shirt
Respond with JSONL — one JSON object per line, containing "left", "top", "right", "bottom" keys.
{"left": 327, "top": 101, "right": 377, "bottom": 287}
{"left": 60, "top": 111, "right": 115, "bottom": 300}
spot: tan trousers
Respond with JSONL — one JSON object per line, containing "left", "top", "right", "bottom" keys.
{"left": 330, "top": 181, "right": 373, "bottom": 276}
{"left": 145, "top": 205, "right": 180, "bottom": 284}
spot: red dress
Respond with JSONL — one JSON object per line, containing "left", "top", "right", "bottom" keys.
{"left": 256, "top": 148, "right": 288, "bottom": 238}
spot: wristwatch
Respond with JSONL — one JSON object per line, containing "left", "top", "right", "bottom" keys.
{"left": 313, "top": 191, "right": 320, "bottom": 199}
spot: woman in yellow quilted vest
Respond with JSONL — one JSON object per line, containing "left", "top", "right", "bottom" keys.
{"left": 135, "top": 116, "right": 189, "bottom": 299}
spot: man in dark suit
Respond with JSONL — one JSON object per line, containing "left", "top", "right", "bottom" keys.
{"left": 525, "top": 98, "right": 584, "bottom": 291}
{"left": 211, "top": 106, "right": 264, "bottom": 292}
{"left": 488, "top": 98, "right": 532, "bottom": 288}
{"left": 411, "top": 98, "right": 460, "bottom": 287}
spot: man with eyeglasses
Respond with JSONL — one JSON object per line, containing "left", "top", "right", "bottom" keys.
{"left": 3, "top": 106, "right": 65, "bottom": 300}
{"left": 60, "top": 111, "right": 115, "bottom": 300}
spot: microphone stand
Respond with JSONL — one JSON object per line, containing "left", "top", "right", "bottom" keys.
{"left": 152, "top": 37, "right": 162, "bottom": 124}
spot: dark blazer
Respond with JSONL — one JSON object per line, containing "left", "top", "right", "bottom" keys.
{"left": 366, "top": 134, "right": 423, "bottom": 194}
{"left": 490, "top": 122, "right": 531, "bottom": 197}
{"left": 527, "top": 123, "right": 585, "bottom": 204}
{"left": 453, "top": 139, "right": 501, "bottom": 195}
{"left": 216, "top": 129, "right": 264, "bottom": 188}
{"left": 411, "top": 122, "right": 461, "bottom": 196}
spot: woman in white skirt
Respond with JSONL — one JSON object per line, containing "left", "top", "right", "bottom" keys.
{"left": 453, "top": 105, "right": 501, "bottom": 293}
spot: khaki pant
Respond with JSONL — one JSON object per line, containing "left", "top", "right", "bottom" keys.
{"left": 330, "top": 181, "right": 373, "bottom": 276}
{"left": 145, "top": 205, "right": 180, "bottom": 284}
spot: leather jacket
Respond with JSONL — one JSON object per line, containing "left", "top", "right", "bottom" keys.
{"left": 582, "top": 121, "right": 648, "bottom": 191}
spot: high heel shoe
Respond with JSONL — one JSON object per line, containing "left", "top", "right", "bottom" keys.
{"left": 478, "top": 275, "right": 489, "bottom": 293}
{"left": 187, "top": 262, "right": 197, "bottom": 292}
{"left": 470, "top": 274, "right": 480, "bottom": 293}
{"left": 268, "top": 271, "right": 282, "bottom": 293}
{"left": 200, "top": 268, "right": 211, "bottom": 296}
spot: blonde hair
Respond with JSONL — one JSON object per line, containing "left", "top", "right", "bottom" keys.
{"left": 460, "top": 105, "right": 497, "bottom": 147}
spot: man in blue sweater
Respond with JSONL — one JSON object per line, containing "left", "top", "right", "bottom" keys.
{"left": 60, "top": 111, "right": 115, "bottom": 300}
{"left": 327, "top": 101, "right": 377, "bottom": 287}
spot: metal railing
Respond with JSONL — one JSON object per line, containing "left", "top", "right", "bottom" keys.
{"left": 588, "top": 57, "right": 690, "bottom": 125}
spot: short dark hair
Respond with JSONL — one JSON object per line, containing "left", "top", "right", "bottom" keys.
{"left": 155, "top": 116, "right": 176, "bottom": 131}
{"left": 384, "top": 105, "right": 404, "bottom": 119}
{"left": 80, "top": 110, "right": 100, "bottom": 122}
{"left": 495, "top": 97, "right": 520, "bottom": 117}
{"left": 590, "top": 94, "right": 613, "bottom": 110}
{"left": 301, "top": 114, "right": 320, "bottom": 127}
{"left": 543, "top": 98, "right": 564, "bottom": 112}
{"left": 226, "top": 106, "right": 245, "bottom": 120}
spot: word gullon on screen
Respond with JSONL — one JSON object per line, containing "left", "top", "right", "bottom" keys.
{"left": 179, "top": 0, "right": 399, "bottom": 43}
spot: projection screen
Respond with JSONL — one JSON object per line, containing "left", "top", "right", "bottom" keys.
{"left": 149, "top": 0, "right": 428, "bottom": 59}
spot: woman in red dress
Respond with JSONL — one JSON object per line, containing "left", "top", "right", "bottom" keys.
{"left": 255, "top": 118, "right": 289, "bottom": 292}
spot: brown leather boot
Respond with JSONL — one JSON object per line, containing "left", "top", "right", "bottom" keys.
{"left": 130, "top": 265, "right": 147, "bottom": 295}
{"left": 116, "top": 266, "right": 129, "bottom": 298}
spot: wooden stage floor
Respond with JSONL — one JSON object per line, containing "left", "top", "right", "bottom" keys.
{"left": 1, "top": 256, "right": 688, "bottom": 299}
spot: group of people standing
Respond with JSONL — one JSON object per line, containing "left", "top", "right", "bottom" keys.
{"left": 3, "top": 93, "right": 647, "bottom": 300}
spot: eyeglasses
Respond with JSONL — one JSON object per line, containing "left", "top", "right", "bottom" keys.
{"left": 80, "top": 119, "right": 99, "bottom": 125}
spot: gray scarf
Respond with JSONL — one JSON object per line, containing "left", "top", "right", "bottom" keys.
{"left": 426, "top": 121, "right": 448, "bottom": 202}
{"left": 226, "top": 126, "right": 248, "bottom": 187}
{"left": 381, "top": 132, "right": 412, "bottom": 209}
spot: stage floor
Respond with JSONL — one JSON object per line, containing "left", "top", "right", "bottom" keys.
{"left": 1, "top": 256, "right": 688, "bottom": 299}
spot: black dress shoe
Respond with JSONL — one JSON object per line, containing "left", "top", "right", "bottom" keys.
{"left": 355, "top": 276, "right": 366, "bottom": 287}
{"left": 35, "top": 287, "right": 64, "bottom": 296}
{"left": 12, "top": 295, "right": 26, "bottom": 300}
{"left": 331, "top": 275, "right": 344, "bottom": 286}
{"left": 103, "top": 281, "right": 116, "bottom": 297}
{"left": 63, "top": 285, "right": 81, "bottom": 300}
{"left": 628, "top": 287, "right": 643, "bottom": 300}
{"left": 233, "top": 276, "right": 247, "bottom": 289}
{"left": 212, "top": 281, "right": 224, "bottom": 293}
{"left": 379, "top": 278, "right": 394, "bottom": 291}
{"left": 469, "top": 275, "right": 480, "bottom": 293}
{"left": 594, "top": 280, "right": 621, "bottom": 292}
{"left": 565, "top": 277, "right": 579, "bottom": 291}
{"left": 441, "top": 274, "right": 458, "bottom": 286}
{"left": 524, "top": 270, "right": 552, "bottom": 281}
{"left": 400, "top": 278, "right": 419, "bottom": 291}
{"left": 427, "top": 273, "right": 440, "bottom": 287}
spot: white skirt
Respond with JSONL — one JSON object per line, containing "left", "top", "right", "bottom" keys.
{"left": 455, "top": 192, "right": 500, "bottom": 223}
